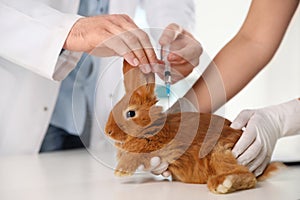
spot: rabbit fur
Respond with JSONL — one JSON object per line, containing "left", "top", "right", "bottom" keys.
{"left": 104, "top": 60, "right": 281, "bottom": 194}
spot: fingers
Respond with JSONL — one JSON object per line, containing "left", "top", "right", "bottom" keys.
{"left": 137, "top": 156, "right": 161, "bottom": 172}
{"left": 151, "top": 161, "right": 169, "bottom": 175}
{"left": 167, "top": 45, "right": 200, "bottom": 73}
{"left": 120, "top": 30, "right": 156, "bottom": 69}
{"left": 150, "top": 157, "right": 161, "bottom": 168}
{"left": 122, "top": 14, "right": 157, "bottom": 65}
{"left": 157, "top": 23, "right": 202, "bottom": 82}
{"left": 102, "top": 36, "right": 138, "bottom": 66}
{"left": 253, "top": 158, "right": 270, "bottom": 177}
{"left": 230, "top": 109, "right": 256, "bottom": 129}
{"left": 232, "top": 119, "right": 258, "bottom": 158}
{"left": 247, "top": 145, "right": 268, "bottom": 172}
{"left": 236, "top": 134, "right": 263, "bottom": 166}
{"left": 113, "top": 15, "right": 158, "bottom": 71}
{"left": 101, "top": 15, "right": 157, "bottom": 71}
{"left": 159, "top": 23, "right": 183, "bottom": 46}
{"left": 134, "top": 30, "right": 158, "bottom": 63}
{"left": 162, "top": 171, "right": 171, "bottom": 178}
{"left": 67, "top": 14, "right": 158, "bottom": 69}
{"left": 150, "top": 157, "right": 169, "bottom": 175}
{"left": 167, "top": 35, "right": 202, "bottom": 66}
{"left": 138, "top": 157, "right": 170, "bottom": 177}
{"left": 231, "top": 112, "right": 271, "bottom": 177}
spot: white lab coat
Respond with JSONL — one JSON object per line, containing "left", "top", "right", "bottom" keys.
{"left": 0, "top": 0, "right": 195, "bottom": 155}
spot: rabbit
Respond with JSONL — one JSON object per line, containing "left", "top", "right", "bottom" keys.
{"left": 104, "top": 60, "right": 282, "bottom": 194}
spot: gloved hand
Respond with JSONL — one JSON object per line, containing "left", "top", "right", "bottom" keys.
{"left": 231, "top": 98, "right": 300, "bottom": 176}
{"left": 138, "top": 157, "right": 171, "bottom": 178}
{"left": 153, "top": 23, "right": 202, "bottom": 83}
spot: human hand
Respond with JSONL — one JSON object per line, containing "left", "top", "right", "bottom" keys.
{"left": 63, "top": 14, "right": 158, "bottom": 73}
{"left": 231, "top": 99, "right": 300, "bottom": 176}
{"left": 154, "top": 23, "right": 202, "bottom": 82}
{"left": 138, "top": 157, "right": 171, "bottom": 178}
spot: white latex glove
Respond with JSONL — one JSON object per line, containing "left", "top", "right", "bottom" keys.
{"left": 138, "top": 157, "right": 171, "bottom": 177}
{"left": 231, "top": 98, "right": 300, "bottom": 176}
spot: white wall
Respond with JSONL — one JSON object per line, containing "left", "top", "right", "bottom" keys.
{"left": 195, "top": 0, "right": 300, "bottom": 120}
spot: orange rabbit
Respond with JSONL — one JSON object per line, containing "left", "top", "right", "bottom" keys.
{"left": 104, "top": 60, "right": 280, "bottom": 194}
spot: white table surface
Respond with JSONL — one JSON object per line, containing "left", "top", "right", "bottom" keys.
{"left": 0, "top": 149, "right": 299, "bottom": 200}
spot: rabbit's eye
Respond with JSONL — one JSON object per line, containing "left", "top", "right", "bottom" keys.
{"left": 126, "top": 110, "right": 136, "bottom": 118}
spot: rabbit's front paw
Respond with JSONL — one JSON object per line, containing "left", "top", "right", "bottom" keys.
{"left": 114, "top": 155, "right": 139, "bottom": 177}
{"left": 114, "top": 160, "right": 136, "bottom": 177}
{"left": 114, "top": 168, "right": 134, "bottom": 177}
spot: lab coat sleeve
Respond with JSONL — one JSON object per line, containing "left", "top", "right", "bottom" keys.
{"left": 141, "top": 0, "right": 196, "bottom": 33}
{"left": 0, "top": 0, "right": 82, "bottom": 81}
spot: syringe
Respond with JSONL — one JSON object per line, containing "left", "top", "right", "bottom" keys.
{"left": 160, "top": 45, "right": 171, "bottom": 107}
{"left": 164, "top": 65, "right": 171, "bottom": 97}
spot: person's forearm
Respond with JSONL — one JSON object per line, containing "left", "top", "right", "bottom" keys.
{"left": 185, "top": 34, "right": 274, "bottom": 113}
{"left": 185, "top": 0, "right": 299, "bottom": 113}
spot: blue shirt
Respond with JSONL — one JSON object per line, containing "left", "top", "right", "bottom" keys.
{"left": 50, "top": 0, "right": 109, "bottom": 135}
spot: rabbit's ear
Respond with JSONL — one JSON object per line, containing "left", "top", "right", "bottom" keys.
{"left": 123, "top": 60, "right": 155, "bottom": 97}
